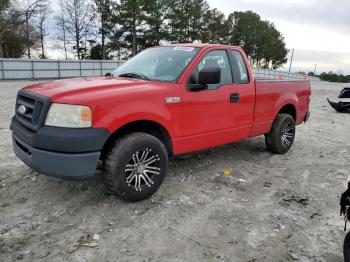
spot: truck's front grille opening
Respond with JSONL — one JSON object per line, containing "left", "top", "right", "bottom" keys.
{"left": 15, "top": 139, "right": 31, "bottom": 155}
{"left": 15, "top": 91, "right": 48, "bottom": 131}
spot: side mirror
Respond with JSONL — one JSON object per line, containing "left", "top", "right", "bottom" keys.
{"left": 198, "top": 66, "right": 221, "bottom": 85}
{"left": 105, "top": 72, "right": 111, "bottom": 77}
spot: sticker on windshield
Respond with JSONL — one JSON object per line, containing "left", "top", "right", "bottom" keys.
{"left": 173, "top": 46, "right": 195, "bottom": 52}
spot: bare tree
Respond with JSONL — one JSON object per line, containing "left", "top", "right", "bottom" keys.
{"left": 36, "top": 6, "right": 49, "bottom": 58}
{"left": 63, "top": 0, "right": 95, "bottom": 59}
{"left": 16, "top": 0, "right": 48, "bottom": 58}
{"left": 55, "top": 0, "right": 68, "bottom": 59}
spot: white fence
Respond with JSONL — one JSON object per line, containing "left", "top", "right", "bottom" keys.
{"left": 0, "top": 59, "right": 123, "bottom": 80}
{"left": 0, "top": 58, "right": 320, "bottom": 81}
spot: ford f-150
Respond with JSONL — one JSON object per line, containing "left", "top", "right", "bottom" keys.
{"left": 10, "top": 44, "right": 311, "bottom": 201}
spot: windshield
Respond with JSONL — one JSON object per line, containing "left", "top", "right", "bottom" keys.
{"left": 112, "top": 46, "right": 200, "bottom": 82}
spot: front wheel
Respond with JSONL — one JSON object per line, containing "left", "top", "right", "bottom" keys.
{"left": 265, "top": 113, "right": 296, "bottom": 154}
{"left": 103, "top": 133, "right": 168, "bottom": 202}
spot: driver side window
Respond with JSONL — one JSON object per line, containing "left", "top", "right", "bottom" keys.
{"left": 188, "top": 50, "right": 232, "bottom": 89}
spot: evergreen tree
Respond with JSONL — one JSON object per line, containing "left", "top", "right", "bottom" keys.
{"left": 143, "top": 0, "right": 169, "bottom": 47}
{"left": 93, "top": 0, "right": 114, "bottom": 59}
{"left": 167, "top": 0, "right": 209, "bottom": 43}
{"left": 119, "top": 0, "right": 146, "bottom": 55}
{"left": 201, "top": 8, "right": 229, "bottom": 44}
{"left": 88, "top": 43, "right": 112, "bottom": 59}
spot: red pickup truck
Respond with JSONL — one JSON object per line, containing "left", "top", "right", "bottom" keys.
{"left": 10, "top": 44, "right": 311, "bottom": 201}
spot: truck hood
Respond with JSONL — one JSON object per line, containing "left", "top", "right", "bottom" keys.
{"left": 23, "top": 77, "right": 162, "bottom": 101}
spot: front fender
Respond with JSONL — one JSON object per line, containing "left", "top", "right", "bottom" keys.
{"left": 93, "top": 100, "right": 177, "bottom": 139}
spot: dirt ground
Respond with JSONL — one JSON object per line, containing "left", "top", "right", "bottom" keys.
{"left": 0, "top": 80, "right": 349, "bottom": 262}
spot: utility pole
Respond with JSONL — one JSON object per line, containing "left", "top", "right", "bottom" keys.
{"left": 314, "top": 64, "right": 317, "bottom": 75}
{"left": 288, "top": 48, "right": 294, "bottom": 73}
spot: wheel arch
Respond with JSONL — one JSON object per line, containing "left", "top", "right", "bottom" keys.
{"left": 273, "top": 91, "right": 298, "bottom": 122}
{"left": 101, "top": 120, "right": 173, "bottom": 161}
{"left": 276, "top": 104, "right": 297, "bottom": 121}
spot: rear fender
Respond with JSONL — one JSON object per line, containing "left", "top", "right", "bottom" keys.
{"left": 274, "top": 92, "right": 299, "bottom": 121}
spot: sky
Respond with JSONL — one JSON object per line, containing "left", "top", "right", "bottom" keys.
{"left": 207, "top": 0, "right": 350, "bottom": 74}
{"left": 43, "top": 0, "right": 350, "bottom": 75}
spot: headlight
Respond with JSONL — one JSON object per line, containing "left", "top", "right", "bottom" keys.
{"left": 45, "top": 103, "right": 92, "bottom": 128}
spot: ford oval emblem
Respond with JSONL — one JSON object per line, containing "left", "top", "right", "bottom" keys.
{"left": 18, "top": 105, "right": 27, "bottom": 114}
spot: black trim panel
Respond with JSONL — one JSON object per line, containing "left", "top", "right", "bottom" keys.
{"left": 304, "top": 112, "right": 310, "bottom": 122}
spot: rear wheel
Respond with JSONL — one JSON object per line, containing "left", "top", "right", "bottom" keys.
{"left": 103, "top": 133, "right": 168, "bottom": 202}
{"left": 265, "top": 113, "right": 296, "bottom": 154}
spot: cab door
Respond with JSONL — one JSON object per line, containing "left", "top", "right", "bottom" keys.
{"left": 175, "top": 48, "right": 255, "bottom": 153}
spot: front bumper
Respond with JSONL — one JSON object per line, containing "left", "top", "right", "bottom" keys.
{"left": 13, "top": 134, "right": 100, "bottom": 178}
{"left": 10, "top": 117, "right": 110, "bottom": 179}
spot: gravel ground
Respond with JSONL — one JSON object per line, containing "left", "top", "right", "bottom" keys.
{"left": 0, "top": 80, "right": 349, "bottom": 262}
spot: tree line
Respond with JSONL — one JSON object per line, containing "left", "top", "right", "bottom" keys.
{"left": 308, "top": 71, "right": 350, "bottom": 83}
{"left": 0, "top": 0, "right": 289, "bottom": 69}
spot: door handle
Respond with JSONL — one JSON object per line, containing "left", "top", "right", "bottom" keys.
{"left": 230, "top": 93, "right": 240, "bottom": 103}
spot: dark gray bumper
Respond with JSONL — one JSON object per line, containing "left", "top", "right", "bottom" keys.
{"left": 10, "top": 117, "right": 110, "bottom": 153}
{"left": 13, "top": 134, "right": 100, "bottom": 179}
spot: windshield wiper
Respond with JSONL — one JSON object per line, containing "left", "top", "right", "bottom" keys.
{"left": 118, "top": 72, "right": 149, "bottom": 80}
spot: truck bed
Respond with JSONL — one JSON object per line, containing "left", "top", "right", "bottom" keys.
{"left": 249, "top": 80, "right": 311, "bottom": 137}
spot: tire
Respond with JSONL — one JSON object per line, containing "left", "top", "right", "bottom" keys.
{"left": 265, "top": 113, "right": 296, "bottom": 154}
{"left": 344, "top": 231, "right": 350, "bottom": 262}
{"left": 103, "top": 132, "right": 168, "bottom": 202}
